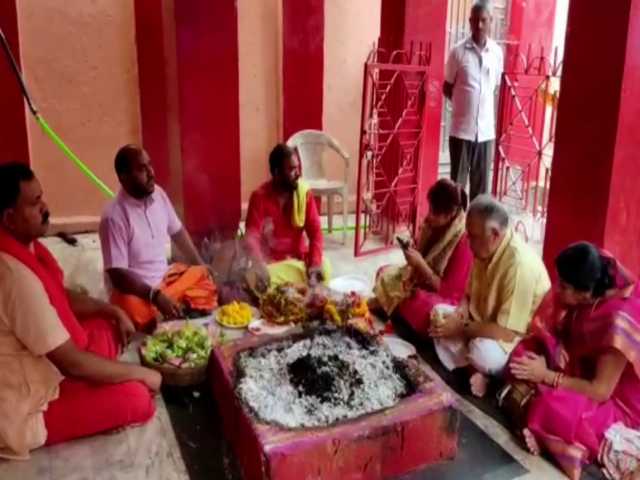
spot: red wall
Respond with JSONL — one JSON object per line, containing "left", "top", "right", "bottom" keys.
{"left": 0, "top": 0, "right": 30, "bottom": 165}
{"left": 543, "top": 0, "right": 640, "bottom": 274}
{"left": 282, "top": 0, "right": 325, "bottom": 140}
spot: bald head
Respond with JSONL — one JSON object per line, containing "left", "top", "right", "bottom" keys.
{"left": 114, "top": 144, "right": 156, "bottom": 199}
{"left": 467, "top": 194, "right": 509, "bottom": 231}
{"left": 115, "top": 144, "right": 144, "bottom": 177}
{"left": 466, "top": 195, "right": 509, "bottom": 260}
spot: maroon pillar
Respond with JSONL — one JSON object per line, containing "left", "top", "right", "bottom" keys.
{"left": 0, "top": 0, "right": 30, "bottom": 165}
{"left": 174, "top": 0, "right": 241, "bottom": 239}
{"left": 379, "top": 0, "right": 405, "bottom": 51}
{"left": 136, "top": 0, "right": 241, "bottom": 239}
{"left": 543, "top": 0, "right": 640, "bottom": 274}
{"left": 282, "top": 0, "right": 325, "bottom": 140}
{"left": 134, "top": 0, "right": 182, "bottom": 212}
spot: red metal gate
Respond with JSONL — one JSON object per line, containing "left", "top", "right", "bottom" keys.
{"left": 492, "top": 46, "right": 562, "bottom": 242}
{"left": 354, "top": 43, "right": 431, "bottom": 257}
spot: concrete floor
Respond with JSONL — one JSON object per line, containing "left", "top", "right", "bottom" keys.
{"left": 0, "top": 228, "right": 565, "bottom": 480}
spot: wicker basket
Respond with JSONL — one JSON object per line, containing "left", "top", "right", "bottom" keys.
{"left": 139, "top": 320, "right": 212, "bottom": 387}
{"left": 139, "top": 352, "right": 208, "bottom": 386}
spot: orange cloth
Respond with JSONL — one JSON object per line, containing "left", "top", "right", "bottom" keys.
{"left": 0, "top": 252, "right": 68, "bottom": 460}
{"left": 111, "top": 264, "right": 217, "bottom": 329}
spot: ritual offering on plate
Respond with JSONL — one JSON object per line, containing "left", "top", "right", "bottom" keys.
{"left": 259, "top": 283, "right": 309, "bottom": 325}
{"left": 322, "top": 290, "right": 372, "bottom": 333}
{"left": 258, "top": 283, "right": 373, "bottom": 334}
{"left": 140, "top": 321, "right": 213, "bottom": 386}
{"left": 216, "top": 301, "right": 254, "bottom": 329}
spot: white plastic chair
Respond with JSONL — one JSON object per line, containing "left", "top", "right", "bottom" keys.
{"left": 286, "top": 130, "right": 350, "bottom": 244}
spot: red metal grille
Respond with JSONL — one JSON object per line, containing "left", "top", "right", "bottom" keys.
{"left": 492, "top": 45, "right": 562, "bottom": 242}
{"left": 354, "top": 44, "right": 431, "bottom": 257}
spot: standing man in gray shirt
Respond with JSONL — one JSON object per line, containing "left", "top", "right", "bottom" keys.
{"left": 443, "top": 1, "right": 503, "bottom": 200}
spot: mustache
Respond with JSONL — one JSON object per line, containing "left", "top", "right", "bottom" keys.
{"left": 42, "top": 211, "right": 50, "bottom": 224}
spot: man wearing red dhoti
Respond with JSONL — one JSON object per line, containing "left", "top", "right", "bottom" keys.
{"left": 0, "top": 163, "right": 160, "bottom": 460}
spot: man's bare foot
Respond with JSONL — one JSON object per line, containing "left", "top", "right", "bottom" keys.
{"left": 522, "top": 428, "right": 540, "bottom": 456}
{"left": 367, "top": 297, "right": 380, "bottom": 311}
{"left": 470, "top": 372, "right": 489, "bottom": 397}
{"left": 623, "top": 468, "right": 640, "bottom": 480}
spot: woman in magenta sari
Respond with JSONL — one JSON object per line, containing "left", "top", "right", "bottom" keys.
{"left": 509, "top": 242, "right": 640, "bottom": 479}
{"left": 372, "top": 179, "right": 473, "bottom": 337}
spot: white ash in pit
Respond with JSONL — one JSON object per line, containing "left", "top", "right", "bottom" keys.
{"left": 235, "top": 328, "right": 418, "bottom": 428}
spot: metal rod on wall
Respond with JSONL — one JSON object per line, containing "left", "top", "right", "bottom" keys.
{"left": 0, "top": 28, "right": 114, "bottom": 198}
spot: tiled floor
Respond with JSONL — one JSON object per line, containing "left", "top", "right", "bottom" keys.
{"left": 0, "top": 229, "right": 565, "bottom": 480}
{"left": 0, "top": 392, "right": 188, "bottom": 480}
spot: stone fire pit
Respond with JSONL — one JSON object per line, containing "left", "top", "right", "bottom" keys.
{"left": 210, "top": 327, "right": 459, "bottom": 480}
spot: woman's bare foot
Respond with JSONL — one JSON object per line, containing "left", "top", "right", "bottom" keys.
{"left": 522, "top": 428, "right": 540, "bottom": 456}
{"left": 470, "top": 372, "right": 489, "bottom": 397}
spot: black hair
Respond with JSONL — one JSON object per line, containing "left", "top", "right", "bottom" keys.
{"left": 114, "top": 144, "right": 143, "bottom": 176}
{"left": 269, "top": 143, "right": 294, "bottom": 177}
{"left": 471, "top": 0, "right": 492, "bottom": 16}
{"left": 427, "top": 178, "right": 469, "bottom": 215}
{"left": 555, "top": 242, "right": 615, "bottom": 298}
{"left": 0, "top": 162, "right": 35, "bottom": 215}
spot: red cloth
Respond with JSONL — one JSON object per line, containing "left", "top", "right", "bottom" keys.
{"left": 245, "top": 181, "right": 323, "bottom": 267}
{"left": 43, "top": 316, "right": 155, "bottom": 445}
{"left": 398, "top": 234, "right": 473, "bottom": 336}
{"left": 0, "top": 231, "right": 155, "bottom": 445}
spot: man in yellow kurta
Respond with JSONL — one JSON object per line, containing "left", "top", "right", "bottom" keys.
{"left": 430, "top": 195, "right": 550, "bottom": 397}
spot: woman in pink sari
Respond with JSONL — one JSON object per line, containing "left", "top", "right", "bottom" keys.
{"left": 372, "top": 179, "right": 473, "bottom": 337}
{"left": 509, "top": 242, "right": 640, "bottom": 479}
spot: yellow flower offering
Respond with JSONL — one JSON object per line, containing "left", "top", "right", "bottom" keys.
{"left": 217, "top": 301, "right": 253, "bottom": 328}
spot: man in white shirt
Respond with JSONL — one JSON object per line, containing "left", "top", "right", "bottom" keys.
{"left": 443, "top": 1, "right": 503, "bottom": 200}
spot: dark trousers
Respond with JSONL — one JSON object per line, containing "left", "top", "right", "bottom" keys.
{"left": 449, "top": 136, "right": 492, "bottom": 201}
